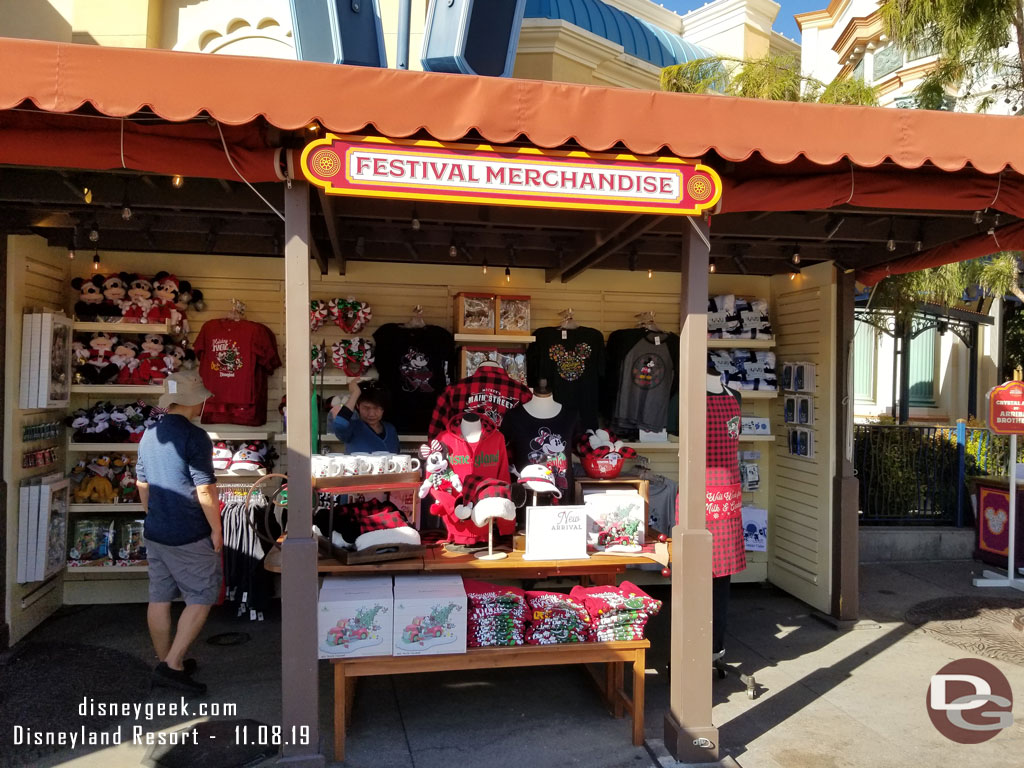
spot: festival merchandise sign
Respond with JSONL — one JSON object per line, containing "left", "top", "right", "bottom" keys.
{"left": 301, "top": 134, "right": 722, "bottom": 216}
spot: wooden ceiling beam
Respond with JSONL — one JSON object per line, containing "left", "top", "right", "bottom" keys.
{"left": 557, "top": 215, "right": 666, "bottom": 283}
{"left": 317, "top": 189, "right": 346, "bottom": 275}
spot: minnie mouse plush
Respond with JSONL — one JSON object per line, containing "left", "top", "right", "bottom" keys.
{"left": 417, "top": 439, "right": 463, "bottom": 518}
{"left": 149, "top": 272, "right": 183, "bottom": 326}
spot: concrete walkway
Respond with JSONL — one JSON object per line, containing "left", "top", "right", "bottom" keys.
{"left": 3, "top": 560, "right": 1022, "bottom": 768}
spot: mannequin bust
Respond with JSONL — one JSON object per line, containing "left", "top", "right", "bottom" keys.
{"left": 707, "top": 372, "right": 725, "bottom": 394}
{"left": 460, "top": 412, "right": 483, "bottom": 443}
{"left": 524, "top": 378, "right": 562, "bottom": 419}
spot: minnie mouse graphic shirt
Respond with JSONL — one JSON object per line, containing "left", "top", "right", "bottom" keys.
{"left": 193, "top": 318, "right": 281, "bottom": 425}
{"left": 526, "top": 327, "right": 605, "bottom": 430}
{"left": 372, "top": 324, "right": 456, "bottom": 433}
{"left": 500, "top": 406, "right": 581, "bottom": 503}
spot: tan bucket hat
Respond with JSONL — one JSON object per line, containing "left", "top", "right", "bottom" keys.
{"left": 158, "top": 370, "right": 213, "bottom": 409}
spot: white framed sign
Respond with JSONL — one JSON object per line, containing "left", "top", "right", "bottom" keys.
{"left": 523, "top": 506, "right": 589, "bottom": 561}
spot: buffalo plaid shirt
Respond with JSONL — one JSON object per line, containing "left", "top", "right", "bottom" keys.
{"left": 427, "top": 367, "right": 532, "bottom": 438}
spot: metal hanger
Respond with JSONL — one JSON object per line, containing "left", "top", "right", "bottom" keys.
{"left": 402, "top": 304, "right": 426, "bottom": 328}
{"left": 635, "top": 311, "right": 663, "bottom": 333}
{"left": 559, "top": 308, "right": 579, "bottom": 329}
{"left": 228, "top": 298, "right": 246, "bottom": 321}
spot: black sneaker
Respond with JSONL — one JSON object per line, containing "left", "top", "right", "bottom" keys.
{"left": 152, "top": 662, "right": 207, "bottom": 695}
{"left": 183, "top": 658, "right": 198, "bottom": 675}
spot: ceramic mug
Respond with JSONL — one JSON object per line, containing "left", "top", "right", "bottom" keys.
{"left": 364, "top": 453, "right": 392, "bottom": 475}
{"left": 338, "top": 454, "right": 369, "bottom": 476}
{"left": 311, "top": 455, "right": 332, "bottom": 478}
{"left": 390, "top": 454, "right": 421, "bottom": 473}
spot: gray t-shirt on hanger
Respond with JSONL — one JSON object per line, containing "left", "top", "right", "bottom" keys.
{"left": 613, "top": 336, "right": 675, "bottom": 432}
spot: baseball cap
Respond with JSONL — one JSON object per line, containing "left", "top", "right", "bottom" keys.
{"left": 158, "top": 370, "right": 213, "bottom": 409}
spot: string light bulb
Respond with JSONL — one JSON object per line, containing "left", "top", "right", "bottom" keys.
{"left": 708, "top": 261, "right": 716, "bottom": 274}
{"left": 647, "top": 268, "right": 653, "bottom": 279}
{"left": 171, "top": 174, "right": 184, "bottom": 189}
{"left": 504, "top": 266, "right": 511, "bottom": 283}
{"left": 92, "top": 250, "right": 101, "bottom": 272}
{"left": 307, "top": 121, "right": 320, "bottom": 133}
{"left": 82, "top": 186, "right": 93, "bottom": 204}
{"left": 482, "top": 259, "right": 488, "bottom": 275}
{"left": 789, "top": 265, "right": 800, "bottom": 281}
{"left": 791, "top": 247, "right": 801, "bottom": 265}
{"left": 121, "top": 188, "right": 132, "bottom": 221}
{"left": 411, "top": 208, "right": 421, "bottom": 231}
{"left": 88, "top": 223, "right": 100, "bottom": 244}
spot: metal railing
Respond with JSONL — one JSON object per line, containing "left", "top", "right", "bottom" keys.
{"left": 855, "top": 423, "right": 1024, "bottom": 526}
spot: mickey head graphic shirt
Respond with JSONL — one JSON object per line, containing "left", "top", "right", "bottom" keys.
{"left": 526, "top": 326, "right": 606, "bottom": 430}
{"left": 613, "top": 335, "right": 674, "bottom": 432}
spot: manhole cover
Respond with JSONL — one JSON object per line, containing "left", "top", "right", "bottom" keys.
{"left": 906, "top": 597, "right": 1024, "bottom": 666}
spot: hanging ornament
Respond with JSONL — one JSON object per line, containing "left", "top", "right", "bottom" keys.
{"left": 310, "top": 300, "right": 329, "bottom": 331}
{"left": 310, "top": 342, "right": 327, "bottom": 375}
{"left": 331, "top": 337, "right": 375, "bottom": 377}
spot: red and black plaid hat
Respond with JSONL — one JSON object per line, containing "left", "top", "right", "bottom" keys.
{"left": 461, "top": 475, "right": 512, "bottom": 504}
{"left": 352, "top": 500, "right": 421, "bottom": 551}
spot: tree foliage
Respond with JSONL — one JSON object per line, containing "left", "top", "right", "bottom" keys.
{"left": 880, "top": 0, "right": 1024, "bottom": 112}
{"left": 660, "top": 54, "right": 879, "bottom": 106}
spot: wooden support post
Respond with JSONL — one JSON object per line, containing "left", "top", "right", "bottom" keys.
{"left": 632, "top": 648, "right": 646, "bottom": 746}
{"left": 280, "top": 181, "right": 325, "bottom": 767}
{"left": 664, "top": 216, "right": 719, "bottom": 762}
{"left": 832, "top": 269, "right": 860, "bottom": 622}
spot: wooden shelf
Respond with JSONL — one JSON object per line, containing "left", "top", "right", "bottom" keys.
{"left": 204, "top": 423, "right": 280, "bottom": 441}
{"left": 73, "top": 321, "right": 172, "bottom": 334}
{"left": 68, "top": 442, "right": 138, "bottom": 452}
{"left": 318, "top": 374, "right": 379, "bottom": 385}
{"left": 64, "top": 564, "right": 149, "bottom": 579}
{"left": 275, "top": 433, "right": 427, "bottom": 444}
{"left": 739, "top": 434, "right": 775, "bottom": 442}
{"left": 707, "top": 338, "right": 775, "bottom": 349}
{"left": 215, "top": 469, "right": 267, "bottom": 478}
{"left": 454, "top": 333, "right": 535, "bottom": 344}
{"left": 623, "top": 440, "right": 678, "bottom": 452}
{"left": 71, "top": 384, "right": 164, "bottom": 395}
{"left": 70, "top": 503, "right": 144, "bottom": 514}
{"left": 740, "top": 390, "right": 779, "bottom": 400}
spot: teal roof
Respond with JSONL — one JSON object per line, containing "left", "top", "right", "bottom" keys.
{"left": 524, "top": 0, "right": 716, "bottom": 68}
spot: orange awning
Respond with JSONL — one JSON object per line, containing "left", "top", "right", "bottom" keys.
{"left": 3, "top": 36, "right": 1024, "bottom": 176}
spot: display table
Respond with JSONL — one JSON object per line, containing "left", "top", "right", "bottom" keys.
{"left": 331, "top": 641, "right": 649, "bottom": 762}
{"left": 971, "top": 476, "right": 1024, "bottom": 573}
{"left": 264, "top": 542, "right": 665, "bottom": 761}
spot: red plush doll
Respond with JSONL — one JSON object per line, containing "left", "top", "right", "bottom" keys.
{"left": 148, "top": 272, "right": 183, "bottom": 326}
{"left": 417, "top": 439, "right": 463, "bottom": 521}
{"left": 136, "top": 333, "right": 168, "bottom": 384}
{"left": 121, "top": 275, "right": 153, "bottom": 322}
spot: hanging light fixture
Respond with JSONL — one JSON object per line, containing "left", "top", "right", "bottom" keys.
{"left": 82, "top": 186, "right": 93, "bottom": 204}
{"left": 171, "top": 174, "right": 184, "bottom": 189}
{"left": 482, "top": 258, "right": 488, "bottom": 275}
{"left": 67, "top": 232, "right": 76, "bottom": 261}
{"left": 410, "top": 208, "right": 421, "bottom": 231}
{"left": 973, "top": 210, "right": 983, "bottom": 224}
{"left": 886, "top": 218, "right": 896, "bottom": 252}
{"left": 504, "top": 265, "right": 511, "bottom": 283}
{"left": 92, "top": 249, "right": 101, "bottom": 272}
{"left": 307, "top": 121, "right": 320, "bottom": 133}
{"left": 789, "top": 264, "right": 801, "bottom": 281}
{"left": 449, "top": 233, "right": 458, "bottom": 259}
{"left": 791, "top": 246, "right": 801, "bottom": 265}
{"left": 120, "top": 184, "right": 132, "bottom": 221}
{"left": 647, "top": 267, "right": 653, "bottom": 279}
{"left": 708, "top": 261, "right": 716, "bottom": 274}
{"left": 88, "top": 222, "right": 100, "bottom": 244}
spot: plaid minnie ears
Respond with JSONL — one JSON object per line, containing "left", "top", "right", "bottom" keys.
{"left": 575, "top": 429, "right": 637, "bottom": 460}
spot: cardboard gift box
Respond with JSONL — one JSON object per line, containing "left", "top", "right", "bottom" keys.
{"left": 393, "top": 574, "right": 467, "bottom": 656}
{"left": 318, "top": 575, "right": 394, "bottom": 659}
{"left": 454, "top": 292, "right": 496, "bottom": 334}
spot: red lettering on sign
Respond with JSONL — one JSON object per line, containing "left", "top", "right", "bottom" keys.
{"left": 449, "top": 164, "right": 466, "bottom": 182}
{"left": 373, "top": 158, "right": 388, "bottom": 176}
{"left": 579, "top": 172, "right": 595, "bottom": 190}
{"left": 355, "top": 156, "right": 372, "bottom": 175}
{"left": 524, "top": 169, "right": 541, "bottom": 187}
{"left": 406, "top": 159, "right": 420, "bottom": 179}
{"left": 543, "top": 170, "right": 558, "bottom": 187}
{"left": 508, "top": 168, "right": 524, "bottom": 185}
{"left": 598, "top": 173, "right": 614, "bottom": 191}
{"left": 660, "top": 177, "right": 673, "bottom": 194}
{"left": 618, "top": 174, "right": 634, "bottom": 192}
{"left": 389, "top": 159, "right": 404, "bottom": 177}
{"left": 486, "top": 166, "right": 505, "bottom": 184}
{"left": 560, "top": 170, "right": 577, "bottom": 188}
{"left": 642, "top": 176, "right": 657, "bottom": 193}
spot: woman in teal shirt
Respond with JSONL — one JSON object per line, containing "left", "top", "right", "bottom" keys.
{"left": 327, "top": 379, "right": 400, "bottom": 453}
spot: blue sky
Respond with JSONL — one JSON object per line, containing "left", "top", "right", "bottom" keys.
{"left": 659, "top": 1, "right": 822, "bottom": 42}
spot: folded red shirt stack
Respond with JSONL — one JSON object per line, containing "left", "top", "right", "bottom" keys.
{"left": 524, "top": 591, "right": 591, "bottom": 645}
{"left": 569, "top": 581, "right": 662, "bottom": 642}
{"left": 463, "top": 579, "right": 526, "bottom": 648}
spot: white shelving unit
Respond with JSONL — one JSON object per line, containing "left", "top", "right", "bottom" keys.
{"left": 275, "top": 433, "right": 428, "bottom": 445}
{"left": 707, "top": 337, "right": 775, "bottom": 349}
{"left": 739, "top": 434, "right": 775, "bottom": 443}
{"left": 741, "top": 390, "right": 779, "bottom": 400}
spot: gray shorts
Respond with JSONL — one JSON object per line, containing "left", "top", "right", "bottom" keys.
{"left": 146, "top": 536, "right": 222, "bottom": 605}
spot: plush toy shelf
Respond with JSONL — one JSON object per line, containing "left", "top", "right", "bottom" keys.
{"left": 68, "top": 442, "right": 139, "bottom": 452}
{"left": 69, "top": 503, "right": 144, "bottom": 514}
{"left": 71, "top": 385, "right": 164, "bottom": 394}
{"left": 72, "top": 321, "right": 173, "bottom": 334}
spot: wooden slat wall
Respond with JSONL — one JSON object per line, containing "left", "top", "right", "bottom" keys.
{"left": 767, "top": 264, "right": 836, "bottom": 613}
{"left": 4, "top": 236, "right": 71, "bottom": 642}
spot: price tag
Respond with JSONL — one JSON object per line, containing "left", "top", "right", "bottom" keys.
{"left": 561, "top": 330, "right": 567, "bottom": 340}
{"left": 654, "top": 335, "right": 661, "bottom": 346}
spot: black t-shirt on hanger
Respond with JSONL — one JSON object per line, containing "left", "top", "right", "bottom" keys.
{"left": 500, "top": 404, "right": 581, "bottom": 503}
{"left": 526, "top": 326, "right": 606, "bottom": 429}
{"left": 372, "top": 323, "right": 456, "bottom": 433}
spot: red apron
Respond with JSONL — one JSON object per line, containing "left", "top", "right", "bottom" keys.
{"left": 705, "top": 390, "right": 746, "bottom": 578}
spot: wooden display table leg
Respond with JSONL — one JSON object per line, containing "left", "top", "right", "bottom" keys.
{"left": 333, "top": 662, "right": 346, "bottom": 763}
{"left": 631, "top": 646, "right": 645, "bottom": 746}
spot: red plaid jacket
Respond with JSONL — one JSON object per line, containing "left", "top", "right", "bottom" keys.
{"left": 427, "top": 367, "right": 532, "bottom": 438}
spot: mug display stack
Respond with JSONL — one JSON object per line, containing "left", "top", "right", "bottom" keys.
{"left": 312, "top": 452, "right": 421, "bottom": 479}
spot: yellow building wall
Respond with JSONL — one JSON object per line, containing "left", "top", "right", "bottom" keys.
{"left": 70, "top": 0, "right": 161, "bottom": 48}
{"left": 0, "top": 0, "right": 74, "bottom": 41}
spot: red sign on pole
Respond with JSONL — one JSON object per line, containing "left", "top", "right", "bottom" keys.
{"left": 988, "top": 380, "right": 1024, "bottom": 435}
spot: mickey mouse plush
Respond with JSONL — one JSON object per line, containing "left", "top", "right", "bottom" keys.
{"left": 149, "top": 272, "right": 183, "bottom": 326}
{"left": 71, "top": 276, "right": 105, "bottom": 321}
{"left": 78, "top": 332, "right": 120, "bottom": 384}
{"left": 99, "top": 273, "right": 130, "bottom": 320}
{"left": 121, "top": 275, "right": 153, "bottom": 322}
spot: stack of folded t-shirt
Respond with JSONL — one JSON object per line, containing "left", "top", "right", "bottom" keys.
{"left": 524, "top": 591, "right": 592, "bottom": 645}
{"left": 708, "top": 295, "right": 773, "bottom": 340}
{"left": 464, "top": 579, "right": 526, "bottom": 647}
{"left": 708, "top": 349, "right": 778, "bottom": 391}
{"left": 570, "top": 581, "right": 663, "bottom": 642}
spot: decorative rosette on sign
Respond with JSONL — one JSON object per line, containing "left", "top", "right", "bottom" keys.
{"left": 310, "top": 300, "right": 329, "bottom": 331}
{"left": 328, "top": 297, "right": 373, "bottom": 333}
{"left": 331, "top": 337, "right": 375, "bottom": 377}
{"left": 575, "top": 428, "right": 637, "bottom": 480}
{"left": 311, "top": 342, "right": 327, "bottom": 375}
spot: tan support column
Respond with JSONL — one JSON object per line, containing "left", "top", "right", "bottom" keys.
{"left": 831, "top": 268, "right": 859, "bottom": 622}
{"left": 280, "top": 181, "right": 325, "bottom": 767}
{"left": 664, "top": 215, "right": 719, "bottom": 762}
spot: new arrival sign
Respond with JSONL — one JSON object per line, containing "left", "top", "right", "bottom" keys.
{"left": 988, "top": 380, "right": 1024, "bottom": 435}
{"left": 301, "top": 134, "right": 722, "bottom": 215}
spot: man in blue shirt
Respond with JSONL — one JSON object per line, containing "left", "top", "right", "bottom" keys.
{"left": 137, "top": 370, "right": 220, "bottom": 695}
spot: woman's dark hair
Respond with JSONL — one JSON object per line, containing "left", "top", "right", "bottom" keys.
{"left": 355, "top": 381, "right": 390, "bottom": 412}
